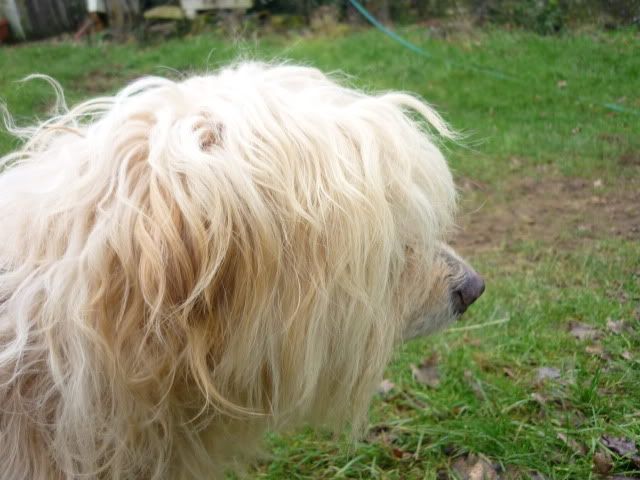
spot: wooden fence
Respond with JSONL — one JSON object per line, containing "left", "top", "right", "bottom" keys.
{"left": 1, "top": 0, "right": 85, "bottom": 39}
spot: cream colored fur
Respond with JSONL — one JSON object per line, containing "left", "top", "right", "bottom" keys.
{"left": 0, "top": 62, "right": 459, "bottom": 479}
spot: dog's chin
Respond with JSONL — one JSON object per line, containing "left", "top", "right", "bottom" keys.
{"left": 402, "top": 309, "right": 458, "bottom": 341}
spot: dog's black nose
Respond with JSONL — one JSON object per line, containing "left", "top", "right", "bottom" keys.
{"left": 452, "top": 269, "right": 485, "bottom": 315}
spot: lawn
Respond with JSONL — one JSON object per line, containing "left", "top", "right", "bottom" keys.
{"left": 1, "top": 24, "right": 639, "bottom": 479}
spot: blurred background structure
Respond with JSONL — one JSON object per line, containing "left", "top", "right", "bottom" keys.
{"left": 0, "top": 0, "right": 638, "bottom": 43}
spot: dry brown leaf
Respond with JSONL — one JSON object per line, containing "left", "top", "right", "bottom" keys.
{"left": 557, "top": 432, "right": 588, "bottom": 456}
{"left": 463, "top": 333, "right": 482, "bottom": 347}
{"left": 568, "top": 321, "right": 601, "bottom": 341}
{"left": 472, "top": 352, "right": 492, "bottom": 371}
{"left": 601, "top": 435, "right": 638, "bottom": 457}
{"left": 621, "top": 351, "right": 633, "bottom": 361}
{"left": 366, "top": 425, "right": 397, "bottom": 445}
{"left": 451, "top": 453, "right": 498, "bottom": 480}
{"left": 585, "top": 344, "right": 604, "bottom": 355}
{"left": 531, "top": 392, "right": 548, "bottom": 405}
{"left": 606, "top": 318, "right": 627, "bottom": 334}
{"left": 585, "top": 344, "right": 612, "bottom": 360}
{"left": 391, "top": 447, "right": 412, "bottom": 460}
{"left": 503, "top": 367, "right": 516, "bottom": 379}
{"left": 411, "top": 353, "right": 441, "bottom": 389}
{"left": 557, "top": 80, "right": 567, "bottom": 88}
{"left": 536, "top": 367, "right": 561, "bottom": 382}
{"left": 593, "top": 451, "right": 613, "bottom": 474}
{"left": 377, "top": 379, "right": 395, "bottom": 395}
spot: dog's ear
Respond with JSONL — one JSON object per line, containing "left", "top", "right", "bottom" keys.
{"left": 88, "top": 104, "right": 286, "bottom": 416}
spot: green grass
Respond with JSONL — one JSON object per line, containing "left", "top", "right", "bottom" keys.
{"left": 1, "top": 25, "right": 639, "bottom": 479}
{"left": 2, "top": 27, "right": 639, "bottom": 181}
{"left": 252, "top": 240, "right": 640, "bottom": 479}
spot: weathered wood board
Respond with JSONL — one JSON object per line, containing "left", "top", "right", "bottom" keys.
{"left": 1, "top": 0, "right": 85, "bottom": 39}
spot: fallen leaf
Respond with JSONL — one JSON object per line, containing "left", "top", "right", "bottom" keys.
{"left": 621, "top": 351, "right": 633, "bottom": 361}
{"left": 366, "top": 424, "right": 397, "bottom": 445}
{"left": 593, "top": 451, "right": 613, "bottom": 474}
{"left": 531, "top": 392, "right": 548, "bottom": 405}
{"left": 557, "top": 80, "right": 567, "bottom": 88}
{"left": 585, "top": 344, "right": 612, "bottom": 360}
{"left": 606, "top": 318, "right": 627, "bottom": 335}
{"left": 391, "top": 447, "right": 412, "bottom": 460}
{"left": 451, "top": 453, "right": 499, "bottom": 480}
{"left": 568, "top": 321, "right": 601, "bottom": 341}
{"left": 585, "top": 344, "right": 603, "bottom": 355}
{"left": 601, "top": 435, "right": 637, "bottom": 457}
{"left": 411, "top": 353, "right": 440, "bottom": 388}
{"left": 557, "top": 432, "right": 588, "bottom": 456}
{"left": 593, "top": 178, "right": 603, "bottom": 188}
{"left": 451, "top": 405, "right": 470, "bottom": 416}
{"left": 503, "top": 367, "right": 516, "bottom": 379}
{"left": 463, "top": 333, "right": 482, "bottom": 347}
{"left": 472, "top": 352, "right": 492, "bottom": 371}
{"left": 536, "top": 367, "right": 561, "bottom": 382}
{"left": 377, "top": 379, "right": 395, "bottom": 395}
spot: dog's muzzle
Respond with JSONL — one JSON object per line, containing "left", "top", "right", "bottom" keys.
{"left": 452, "top": 266, "right": 485, "bottom": 315}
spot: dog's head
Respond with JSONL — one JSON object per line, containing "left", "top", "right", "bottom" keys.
{"left": 0, "top": 62, "right": 483, "bottom": 454}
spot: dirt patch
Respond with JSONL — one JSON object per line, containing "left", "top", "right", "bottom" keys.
{"left": 619, "top": 151, "right": 640, "bottom": 167}
{"left": 73, "top": 66, "right": 129, "bottom": 95}
{"left": 451, "top": 174, "right": 640, "bottom": 255}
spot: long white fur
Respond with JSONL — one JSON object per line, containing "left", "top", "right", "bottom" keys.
{"left": 0, "top": 62, "right": 456, "bottom": 479}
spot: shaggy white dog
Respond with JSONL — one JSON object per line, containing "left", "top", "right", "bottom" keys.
{"left": 0, "top": 62, "right": 484, "bottom": 479}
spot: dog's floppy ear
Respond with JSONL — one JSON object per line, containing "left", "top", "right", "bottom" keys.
{"left": 87, "top": 100, "right": 282, "bottom": 416}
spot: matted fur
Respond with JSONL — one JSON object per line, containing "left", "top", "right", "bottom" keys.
{"left": 0, "top": 62, "right": 458, "bottom": 479}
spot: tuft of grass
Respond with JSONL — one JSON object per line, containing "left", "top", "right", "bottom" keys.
{"left": 1, "top": 25, "right": 638, "bottom": 479}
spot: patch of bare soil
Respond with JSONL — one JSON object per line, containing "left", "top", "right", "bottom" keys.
{"left": 73, "top": 66, "right": 131, "bottom": 94}
{"left": 451, "top": 173, "right": 640, "bottom": 255}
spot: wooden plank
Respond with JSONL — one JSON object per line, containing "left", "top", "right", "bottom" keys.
{"left": 6, "top": 0, "right": 84, "bottom": 39}
{"left": 181, "top": 0, "right": 252, "bottom": 9}
{"left": 181, "top": 0, "right": 252, "bottom": 19}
